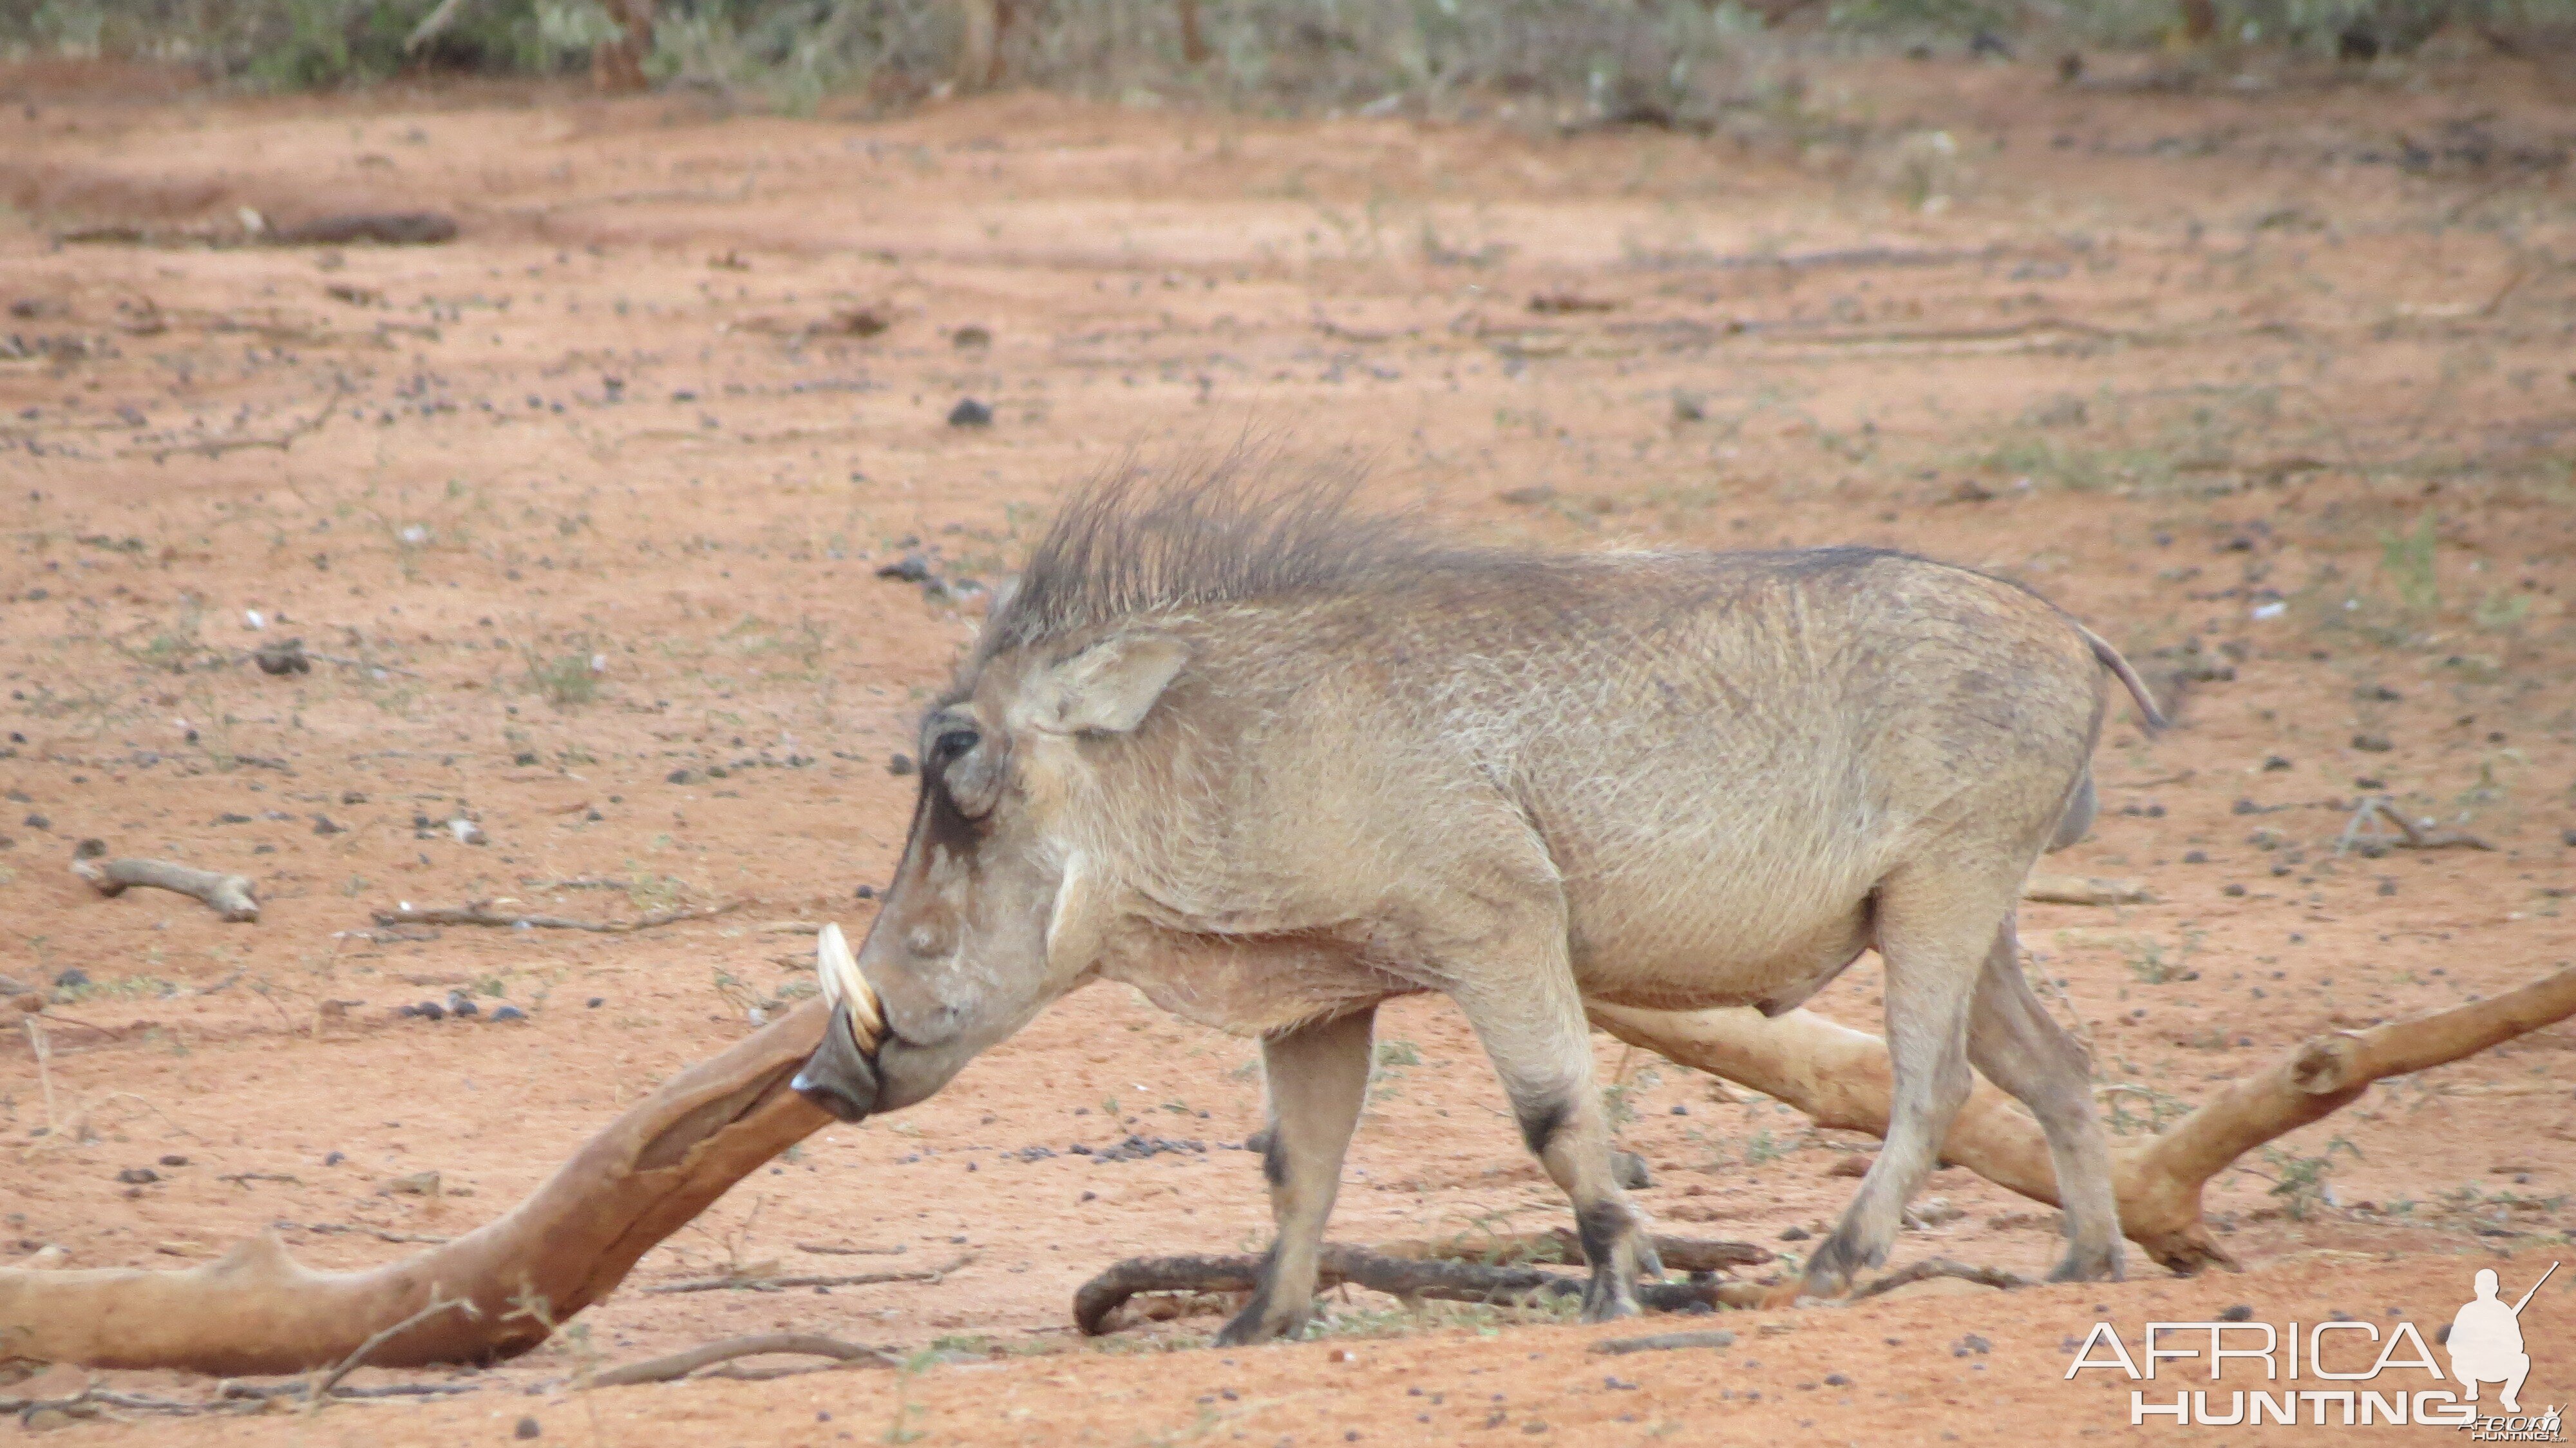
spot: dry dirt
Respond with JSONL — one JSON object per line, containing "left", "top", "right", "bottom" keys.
{"left": 2, "top": 45, "right": 2573, "bottom": 1447}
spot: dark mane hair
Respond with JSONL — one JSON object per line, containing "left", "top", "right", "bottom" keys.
{"left": 975, "top": 450, "right": 1446, "bottom": 659}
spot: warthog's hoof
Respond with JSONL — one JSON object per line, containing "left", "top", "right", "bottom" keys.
{"left": 1213, "top": 1295, "right": 1308, "bottom": 1346}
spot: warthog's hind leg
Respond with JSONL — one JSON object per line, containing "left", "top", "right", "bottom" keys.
{"left": 1215, "top": 1005, "right": 1376, "bottom": 1346}
{"left": 1967, "top": 921, "right": 2125, "bottom": 1282}
{"left": 1806, "top": 866, "right": 2002, "bottom": 1297}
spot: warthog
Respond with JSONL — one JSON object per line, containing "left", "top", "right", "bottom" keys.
{"left": 795, "top": 462, "right": 2162, "bottom": 1342}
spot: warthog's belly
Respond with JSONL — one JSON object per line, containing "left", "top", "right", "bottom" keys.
{"left": 1567, "top": 886, "right": 1878, "bottom": 1017}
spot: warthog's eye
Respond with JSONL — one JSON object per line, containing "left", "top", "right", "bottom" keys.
{"left": 931, "top": 728, "right": 980, "bottom": 768}
{"left": 929, "top": 724, "right": 1002, "bottom": 821}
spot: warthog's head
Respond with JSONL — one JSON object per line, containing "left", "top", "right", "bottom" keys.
{"left": 791, "top": 459, "right": 1427, "bottom": 1123}
{"left": 816, "top": 627, "right": 1189, "bottom": 1119}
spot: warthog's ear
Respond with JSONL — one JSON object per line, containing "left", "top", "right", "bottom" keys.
{"left": 1017, "top": 632, "right": 1189, "bottom": 736}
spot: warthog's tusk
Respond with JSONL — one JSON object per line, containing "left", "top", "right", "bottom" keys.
{"left": 815, "top": 921, "right": 884, "bottom": 1055}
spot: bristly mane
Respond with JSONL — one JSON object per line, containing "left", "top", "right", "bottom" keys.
{"left": 975, "top": 452, "right": 1446, "bottom": 660}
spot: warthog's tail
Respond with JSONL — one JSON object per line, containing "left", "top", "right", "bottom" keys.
{"left": 2075, "top": 624, "right": 2168, "bottom": 732}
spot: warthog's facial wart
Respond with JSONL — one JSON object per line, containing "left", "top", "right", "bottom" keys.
{"left": 849, "top": 630, "right": 1189, "bottom": 1113}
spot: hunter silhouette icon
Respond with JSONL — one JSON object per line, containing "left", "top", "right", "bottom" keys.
{"left": 2450, "top": 1262, "right": 2557, "bottom": 1414}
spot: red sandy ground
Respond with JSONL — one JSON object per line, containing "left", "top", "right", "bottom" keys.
{"left": 1, "top": 43, "right": 2571, "bottom": 1446}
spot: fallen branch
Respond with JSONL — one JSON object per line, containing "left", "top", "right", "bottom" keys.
{"left": 71, "top": 844, "right": 258, "bottom": 922}
{"left": 639, "top": 1255, "right": 964, "bottom": 1295}
{"left": 2334, "top": 797, "right": 2494, "bottom": 855}
{"left": 1369, "top": 1229, "right": 1766, "bottom": 1274}
{"left": 126, "top": 383, "right": 344, "bottom": 462}
{"left": 0, "top": 1000, "right": 838, "bottom": 1371}
{"left": 370, "top": 899, "right": 744, "bottom": 933}
{"left": 1850, "top": 1259, "right": 2030, "bottom": 1300}
{"left": 1591, "top": 962, "right": 2576, "bottom": 1273}
{"left": 2022, "top": 874, "right": 2152, "bottom": 906}
{"left": 587, "top": 1332, "right": 895, "bottom": 1387}
{"left": 1074, "top": 1244, "right": 1743, "bottom": 1335}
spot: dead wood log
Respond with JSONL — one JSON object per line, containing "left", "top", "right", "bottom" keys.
{"left": 1073, "top": 1244, "right": 1742, "bottom": 1335}
{"left": 1591, "top": 961, "right": 2576, "bottom": 1274}
{"left": 71, "top": 844, "right": 258, "bottom": 922}
{"left": 0, "top": 1001, "right": 835, "bottom": 1373}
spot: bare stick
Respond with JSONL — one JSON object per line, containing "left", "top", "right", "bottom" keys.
{"left": 1591, "top": 962, "right": 2576, "bottom": 1274}
{"left": 71, "top": 847, "right": 258, "bottom": 922}
{"left": 2334, "top": 797, "right": 2494, "bottom": 855}
{"left": 313, "top": 1293, "right": 477, "bottom": 1398}
{"left": 1074, "top": 1244, "right": 1742, "bottom": 1335}
{"left": 1850, "top": 1259, "right": 2031, "bottom": 1300}
{"left": 25, "top": 1016, "right": 55, "bottom": 1136}
{"left": 588, "top": 1333, "right": 895, "bottom": 1387}
{"left": 1590, "top": 1329, "right": 1738, "bottom": 1355}
{"left": 794, "top": 1243, "right": 909, "bottom": 1257}
{"left": 370, "top": 899, "right": 743, "bottom": 933}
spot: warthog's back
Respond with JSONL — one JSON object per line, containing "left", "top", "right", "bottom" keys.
{"left": 1177, "top": 546, "right": 2111, "bottom": 1013}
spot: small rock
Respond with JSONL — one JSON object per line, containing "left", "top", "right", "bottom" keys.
{"left": 1826, "top": 1154, "right": 1870, "bottom": 1178}
{"left": 445, "top": 991, "right": 478, "bottom": 1018}
{"left": 515, "top": 1416, "right": 542, "bottom": 1440}
{"left": 341, "top": 790, "right": 368, "bottom": 805}
{"left": 952, "top": 325, "right": 992, "bottom": 348}
{"left": 383, "top": 1170, "right": 441, "bottom": 1197}
{"left": 887, "top": 753, "right": 916, "bottom": 777}
{"left": 666, "top": 768, "right": 697, "bottom": 785}
{"left": 312, "top": 815, "right": 344, "bottom": 835}
{"left": 1497, "top": 484, "right": 1555, "bottom": 506}
{"left": 875, "top": 554, "right": 933, "bottom": 584}
{"left": 2183, "top": 850, "right": 2209, "bottom": 863}
{"left": 448, "top": 817, "right": 487, "bottom": 846}
{"left": 23, "top": 814, "right": 48, "bottom": 830}
{"left": 489, "top": 1004, "right": 528, "bottom": 1022}
{"left": 324, "top": 1150, "right": 346, "bottom": 1166}
{"left": 2221, "top": 1304, "right": 2254, "bottom": 1322}
{"left": 252, "top": 638, "right": 310, "bottom": 676}
{"left": 2351, "top": 733, "right": 2392, "bottom": 752}
{"left": 54, "top": 967, "right": 88, "bottom": 989}
{"left": 854, "top": 884, "right": 876, "bottom": 900}
{"left": 1612, "top": 1150, "right": 1653, "bottom": 1190}
{"left": 413, "top": 1000, "right": 447, "bottom": 1021}
{"left": 945, "top": 397, "right": 993, "bottom": 427}
{"left": 158, "top": 1154, "right": 189, "bottom": 1167}
{"left": 2262, "top": 756, "right": 2292, "bottom": 771}
{"left": 587, "top": 996, "right": 605, "bottom": 1008}
{"left": 1778, "top": 1225, "right": 1811, "bottom": 1242}
{"left": 117, "top": 1166, "right": 160, "bottom": 1184}
{"left": 1823, "top": 1371, "right": 1852, "bottom": 1386}
{"left": 1954, "top": 1333, "right": 1992, "bottom": 1356}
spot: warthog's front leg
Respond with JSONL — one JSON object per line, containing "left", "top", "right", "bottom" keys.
{"left": 1215, "top": 1005, "right": 1376, "bottom": 1345}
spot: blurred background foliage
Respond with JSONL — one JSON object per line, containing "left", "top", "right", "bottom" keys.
{"left": 0, "top": 0, "right": 2566, "bottom": 110}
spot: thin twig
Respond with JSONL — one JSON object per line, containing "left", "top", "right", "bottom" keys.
{"left": 312, "top": 1293, "right": 478, "bottom": 1400}
{"left": 794, "top": 1242, "right": 909, "bottom": 1257}
{"left": 641, "top": 1253, "right": 969, "bottom": 1295}
{"left": 2333, "top": 797, "right": 2494, "bottom": 856}
{"left": 126, "top": 383, "right": 345, "bottom": 462}
{"left": 587, "top": 1333, "right": 897, "bottom": 1387}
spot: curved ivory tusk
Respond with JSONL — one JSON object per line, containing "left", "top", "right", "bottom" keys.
{"left": 817, "top": 922, "right": 884, "bottom": 1053}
